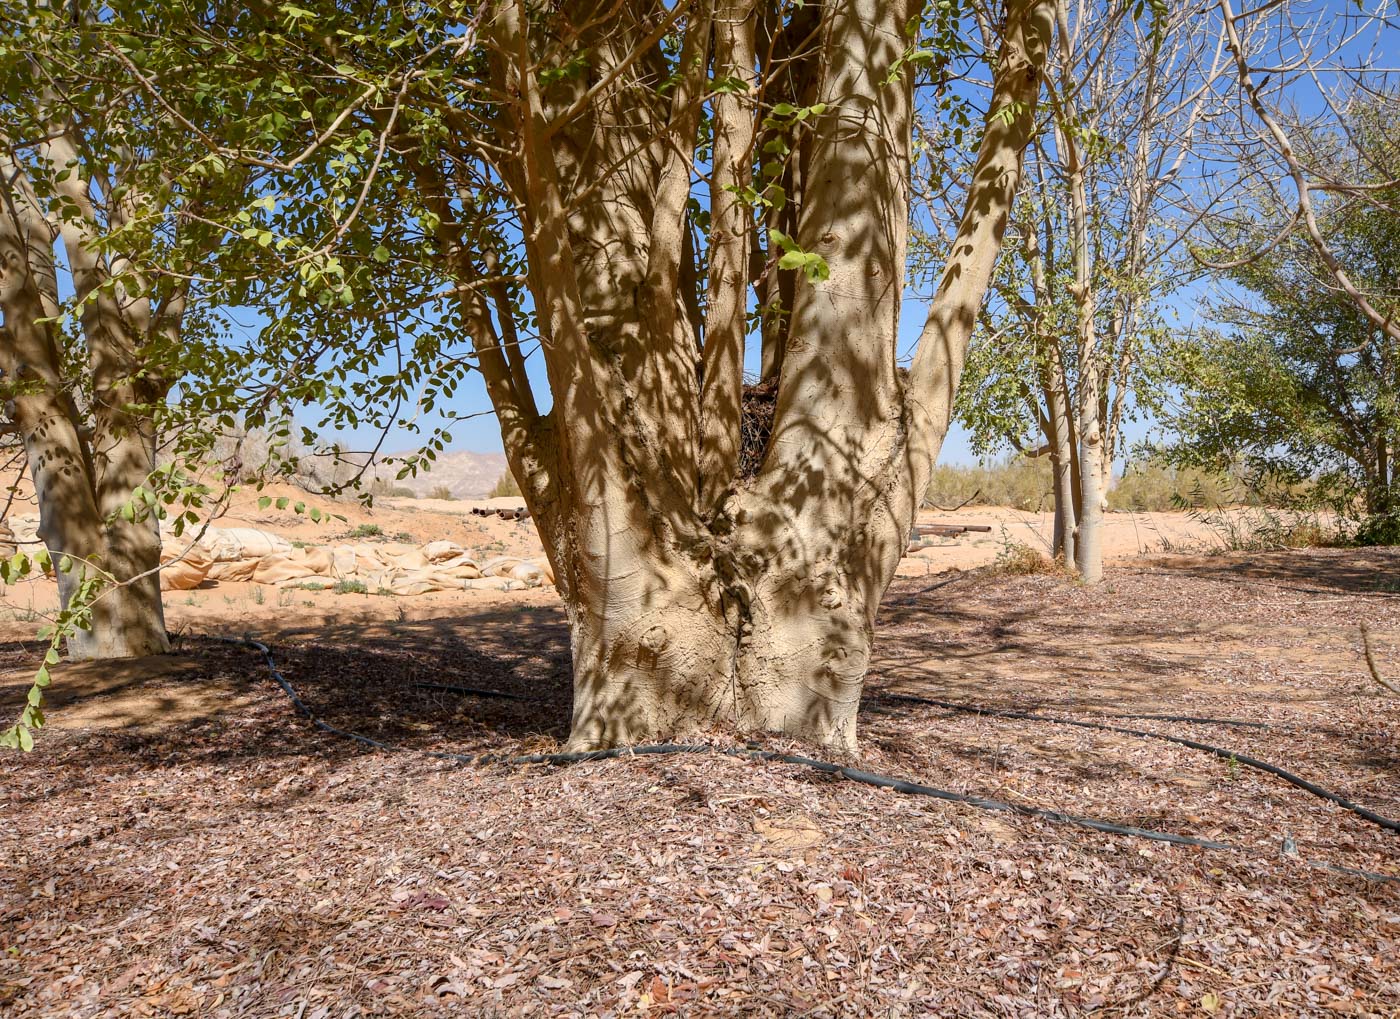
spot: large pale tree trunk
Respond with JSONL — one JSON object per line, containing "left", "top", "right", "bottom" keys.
{"left": 461, "top": 0, "right": 1052, "bottom": 748}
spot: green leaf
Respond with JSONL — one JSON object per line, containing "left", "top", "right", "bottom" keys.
{"left": 18, "top": 726, "right": 33, "bottom": 752}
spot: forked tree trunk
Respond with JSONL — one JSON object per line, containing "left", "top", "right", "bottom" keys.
{"left": 467, "top": 0, "right": 1052, "bottom": 749}
{"left": 0, "top": 143, "right": 170, "bottom": 660}
{"left": 558, "top": 431, "right": 915, "bottom": 750}
{"left": 1051, "top": 0, "right": 1107, "bottom": 585}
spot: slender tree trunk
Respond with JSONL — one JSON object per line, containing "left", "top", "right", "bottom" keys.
{"left": 699, "top": 0, "right": 757, "bottom": 510}
{"left": 1051, "top": 433, "right": 1077, "bottom": 563}
{"left": 1075, "top": 426, "right": 1106, "bottom": 582}
{"left": 1376, "top": 436, "right": 1391, "bottom": 514}
{"left": 1025, "top": 215, "right": 1078, "bottom": 564}
{"left": 1051, "top": 0, "right": 1105, "bottom": 584}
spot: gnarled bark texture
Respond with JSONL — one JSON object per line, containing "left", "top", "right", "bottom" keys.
{"left": 423, "top": 0, "right": 1052, "bottom": 748}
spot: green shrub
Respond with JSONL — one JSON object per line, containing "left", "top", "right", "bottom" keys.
{"left": 489, "top": 470, "right": 522, "bottom": 499}
{"left": 347, "top": 523, "right": 382, "bottom": 538}
{"left": 1352, "top": 511, "right": 1400, "bottom": 547}
{"left": 333, "top": 579, "right": 369, "bottom": 595}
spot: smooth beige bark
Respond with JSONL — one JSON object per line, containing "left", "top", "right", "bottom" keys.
{"left": 0, "top": 136, "right": 169, "bottom": 659}
{"left": 466, "top": 0, "right": 1052, "bottom": 749}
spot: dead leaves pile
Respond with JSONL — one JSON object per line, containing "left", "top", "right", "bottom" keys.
{"left": 2, "top": 547, "right": 1399, "bottom": 1016}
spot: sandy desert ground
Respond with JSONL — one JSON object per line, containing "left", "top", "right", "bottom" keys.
{"left": 2, "top": 485, "right": 1397, "bottom": 1017}
{"left": 0, "top": 481, "right": 1269, "bottom": 636}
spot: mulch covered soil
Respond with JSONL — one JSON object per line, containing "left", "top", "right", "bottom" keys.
{"left": 3, "top": 549, "right": 1399, "bottom": 1017}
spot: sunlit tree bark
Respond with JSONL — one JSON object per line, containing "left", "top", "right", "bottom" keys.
{"left": 439, "top": 0, "right": 1055, "bottom": 748}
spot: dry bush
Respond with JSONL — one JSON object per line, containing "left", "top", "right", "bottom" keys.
{"left": 926, "top": 457, "right": 1311, "bottom": 514}
{"left": 990, "top": 538, "right": 1067, "bottom": 576}
{"left": 925, "top": 457, "right": 1052, "bottom": 511}
{"left": 1109, "top": 463, "right": 1239, "bottom": 512}
{"left": 488, "top": 470, "right": 522, "bottom": 498}
{"left": 428, "top": 484, "right": 455, "bottom": 501}
{"left": 1159, "top": 505, "right": 1343, "bottom": 554}
{"left": 1278, "top": 518, "right": 1337, "bottom": 549}
{"left": 369, "top": 478, "right": 416, "bottom": 498}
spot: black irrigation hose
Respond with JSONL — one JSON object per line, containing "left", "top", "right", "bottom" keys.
{"left": 414, "top": 682, "right": 525, "bottom": 701}
{"left": 742, "top": 750, "right": 1227, "bottom": 849}
{"left": 211, "top": 635, "right": 1400, "bottom": 883}
{"left": 212, "top": 636, "right": 1222, "bottom": 847}
{"left": 1106, "top": 713, "right": 1273, "bottom": 730}
{"left": 881, "top": 693, "right": 1400, "bottom": 836}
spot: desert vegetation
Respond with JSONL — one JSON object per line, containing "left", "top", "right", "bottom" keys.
{"left": 0, "top": 1, "right": 1397, "bottom": 1015}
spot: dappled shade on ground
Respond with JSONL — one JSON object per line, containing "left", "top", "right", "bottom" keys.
{"left": 1, "top": 549, "right": 1398, "bottom": 1015}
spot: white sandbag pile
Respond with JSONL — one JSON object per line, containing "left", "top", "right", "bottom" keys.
{"left": 160, "top": 544, "right": 215, "bottom": 591}
{"left": 0, "top": 513, "right": 552, "bottom": 597}
{"left": 158, "top": 534, "right": 552, "bottom": 595}
{"left": 202, "top": 527, "right": 293, "bottom": 561}
{"left": 159, "top": 525, "right": 288, "bottom": 590}
{"left": 8, "top": 515, "right": 40, "bottom": 546}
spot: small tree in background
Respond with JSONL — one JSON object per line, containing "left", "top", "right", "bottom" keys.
{"left": 927, "top": 0, "right": 1223, "bottom": 581}
{"left": 1166, "top": 95, "right": 1400, "bottom": 535}
{"left": 0, "top": 9, "right": 215, "bottom": 659}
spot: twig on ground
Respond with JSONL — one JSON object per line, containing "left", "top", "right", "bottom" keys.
{"left": 1359, "top": 622, "right": 1399, "bottom": 696}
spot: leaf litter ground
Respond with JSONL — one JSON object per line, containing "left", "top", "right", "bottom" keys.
{"left": 2, "top": 548, "right": 1399, "bottom": 1016}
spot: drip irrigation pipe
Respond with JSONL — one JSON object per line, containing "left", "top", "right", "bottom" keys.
{"left": 211, "top": 635, "right": 1399, "bottom": 883}
{"left": 414, "top": 682, "right": 525, "bottom": 701}
{"left": 211, "top": 636, "right": 1221, "bottom": 846}
{"left": 880, "top": 693, "right": 1400, "bottom": 836}
{"left": 1104, "top": 713, "right": 1273, "bottom": 730}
